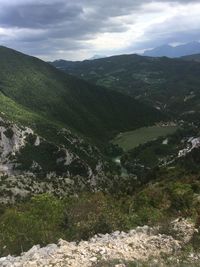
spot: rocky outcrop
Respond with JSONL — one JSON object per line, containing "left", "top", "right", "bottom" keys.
{"left": 0, "top": 117, "right": 106, "bottom": 178}
{"left": 0, "top": 219, "right": 196, "bottom": 267}
{"left": 0, "top": 118, "right": 34, "bottom": 175}
{"left": 170, "top": 218, "right": 198, "bottom": 244}
{"left": 0, "top": 117, "right": 108, "bottom": 203}
{"left": 178, "top": 137, "right": 200, "bottom": 158}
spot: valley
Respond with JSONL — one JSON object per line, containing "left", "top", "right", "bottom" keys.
{"left": 1, "top": 46, "right": 200, "bottom": 266}
{"left": 0, "top": 46, "right": 163, "bottom": 143}
{"left": 1, "top": 0, "right": 200, "bottom": 266}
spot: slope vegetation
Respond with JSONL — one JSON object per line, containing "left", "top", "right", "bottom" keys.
{"left": 50, "top": 54, "right": 200, "bottom": 120}
{"left": 0, "top": 46, "right": 162, "bottom": 143}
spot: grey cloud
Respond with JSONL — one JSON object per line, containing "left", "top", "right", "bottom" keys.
{"left": 0, "top": 2, "right": 83, "bottom": 29}
{"left": 0, "top": 0, "right": 131, "bottom": 41}
{"left": 129, "top": 30, "right": 200, "bottom": 52}
{"left": 0, "top": 0, "right": 200, "bottom": 59}
{"left": 4, "top": 0, "right": 197, "bottom": 30}
{"left": 126, "top": 12, "right": 200, "bottom": 53}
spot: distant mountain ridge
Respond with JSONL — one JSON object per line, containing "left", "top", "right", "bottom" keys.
{"left": 181, "top": 53, "right": 200, "bottom": 62}
{"left": 88, "top": 55, "right": 107, "bottom": 60}
{"left": 49, "top": 53, "right": 200, "bottom": 121}
{"left": 143, "top": 41, "right": 200, "bottom": 57}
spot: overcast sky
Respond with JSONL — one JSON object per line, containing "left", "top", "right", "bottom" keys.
{"left": 0, "top": 0, "right": 199, "bottom": 60}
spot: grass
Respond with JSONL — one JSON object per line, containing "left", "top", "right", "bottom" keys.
{"left": 112, "top": 126, "right": 178, "bottom": 151}
{"left": 0, "top": 91, "right": 68, "bottom": 142}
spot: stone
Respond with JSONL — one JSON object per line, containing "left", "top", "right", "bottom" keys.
{"left": 89, "top": 257, "right": 97, "bottom": 263}
{"left": 0, "top": 218, "right": 196, "bottom": 267}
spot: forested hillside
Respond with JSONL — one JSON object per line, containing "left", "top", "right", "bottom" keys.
{"left": 0, "top": 46, "right": 163, "bottom": 143}
{"left": 50, "top": 54, "right": 200, "bottom": 121}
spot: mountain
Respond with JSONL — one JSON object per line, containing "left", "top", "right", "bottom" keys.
{"left": 48, "top": 59, "right": 79, "bottom": 71}
{"left": 182, "top": 53, "right": 200, "bottom": 62}
{"left": 49, "top": 53, "right": 200, "bottom": 120}
{"left": 143, "top": 44, "right": 174, "bottom": 57}
{"left": 2, "top": 47, "right": 200, "bottom": 263}
{"left": 0, "top": 46, "right": 165, "bottom": 184}
{"left": 88, "top": 54, "right": 106, "bottom": 60}
{"left": 143, "top": 41, "right": 200, "bottom": 57}
{"left": 0, "top": 46, "right": 162, "bottom": 143}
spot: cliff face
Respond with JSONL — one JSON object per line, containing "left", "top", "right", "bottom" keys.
{"left": 0, "top": 117, "right": 108, "bottom": 203}
{"left": 0, "top": 118, "right": 34, "bottom": 175}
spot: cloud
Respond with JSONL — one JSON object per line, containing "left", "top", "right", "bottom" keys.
{"left": 0, "top": 2, "right": 83, "bottom": 29}
{"left": 0, "top": 0, "right": 199, "bottom": 60}
{"left": 126, "top": 2, "right": 200, "bottom": 52}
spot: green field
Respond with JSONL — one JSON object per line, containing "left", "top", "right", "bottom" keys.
{"left": 112, "top": 125, "right": 178, "bottom": 151}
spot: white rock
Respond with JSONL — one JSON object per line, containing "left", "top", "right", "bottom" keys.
{"left": 89, "top": 257, "right": 97, "bottom": 262}
{"left": 0, "top": 218, "right": 195, "bottom": 267}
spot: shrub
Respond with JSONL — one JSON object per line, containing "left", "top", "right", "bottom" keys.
{"left": 167, "top": 182, "right": 193, "bottom": 212}
{"left": 0, "top": 194, "right": 65, "bottom": 256}
{"left": 63, "top": 192, "right": 132, "bottom": 240}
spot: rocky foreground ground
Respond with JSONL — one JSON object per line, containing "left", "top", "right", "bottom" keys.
{"left": 0, "top": 218, "right": 198, "bottom": 267}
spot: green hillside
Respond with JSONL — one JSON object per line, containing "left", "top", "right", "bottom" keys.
{"left": 2, "top": 48, "right": 200, "bottom": 264}
{"left": 50, "top": 54, "right": 200, "bottom": 120}
{"left": 0, "top": 46, "right": 163, "bottom": 143}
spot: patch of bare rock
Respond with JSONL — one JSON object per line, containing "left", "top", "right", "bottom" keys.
{"left": 0, "top": 218, "right": 197, "bottom": 267}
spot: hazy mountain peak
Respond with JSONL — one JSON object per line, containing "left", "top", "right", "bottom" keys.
{"left": 143, "top": 41, "right": 200, "bottom": 58}
{"left": 88, "top": 55, "right": 107, "bottom": 60}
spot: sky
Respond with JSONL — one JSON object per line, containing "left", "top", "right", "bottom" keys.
{"left": 0, "top": 0, "right": 200, "bottom": 60}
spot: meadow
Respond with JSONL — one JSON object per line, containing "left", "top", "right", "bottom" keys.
{"left": 112, "top": 125, "right": 178, "bottom": 151}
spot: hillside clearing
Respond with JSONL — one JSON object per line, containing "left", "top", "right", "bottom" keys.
{"left": 112, "top": 125, "right": 178, "bottom": 151}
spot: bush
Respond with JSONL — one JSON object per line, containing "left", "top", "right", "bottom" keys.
{"left": 167, "top": 182, "right": 193, "bottom": 212}
{"left": 0, "top": 193, "right": 133, "bottom": 256}
{"left": 0, "top": 177, "right": 198, "bottom": 257}
{"left": 63, "top": 192, "right": 132, "bottom": 240}
{"left": 0, "top": 194, "right": 65, "bottom": 256}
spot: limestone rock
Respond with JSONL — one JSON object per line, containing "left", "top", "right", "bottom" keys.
{"left": 1, "top": 219, "right": 193, "bottom": 267}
